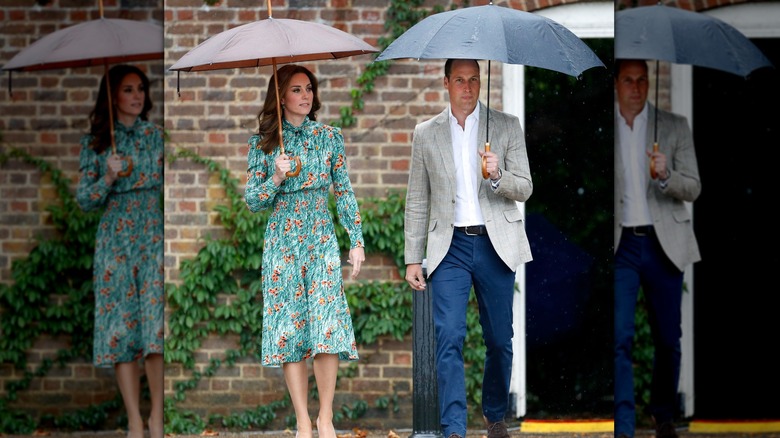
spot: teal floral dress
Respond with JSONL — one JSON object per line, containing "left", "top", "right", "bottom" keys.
{"left": 245, "top": 117, "right": 364, "bottom": 367}
{"left": 76, "top": 118, "right": 164, "bottom": 367}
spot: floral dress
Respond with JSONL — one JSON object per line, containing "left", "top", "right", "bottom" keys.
{"left": 76, "top": 118, "right": 164, "bottom": 367}
{"left": 244, "top": 117, "right": 364, "bottom": 367}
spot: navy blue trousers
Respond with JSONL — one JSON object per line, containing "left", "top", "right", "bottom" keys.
{"left": 614, "top": 228, "right": 683, "bottom": 437}
{"left": 429, "top": 230, "right": 516, "bottom": 438}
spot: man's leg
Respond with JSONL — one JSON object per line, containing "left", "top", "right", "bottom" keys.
{"left": 430, "top": 233, "right": 476, "bottom": 438}
{"left": 472, "top": 234, "right": 515, "bottom": 427}
{"left": 614, "top": 232, "right": 644, "bottom": 437}
{"left": 643, "top": 235, "right": 684, "bottom": 429}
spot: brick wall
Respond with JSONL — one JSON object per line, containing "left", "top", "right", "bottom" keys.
{"left": 161, "top": 0, "right": 463, "bottom": 425}
{"left": 0, "top": 0, "right": 163, "bottom": 421}
{"left": 5, "top": 0, "right": 755, "bottom": 428}
{"left": 4, "top": 0, "right": 590, "bottom": 426}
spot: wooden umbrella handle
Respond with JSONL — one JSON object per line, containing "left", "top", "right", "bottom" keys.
{"left": 272, "top": 58, "right": 301, "bottom": 178}
{"left": 649, "top": 142, "right": 659, "bottom": 179}
{"left": 288, "top": 156, "right": 301, "bottom": 177}
{"left": 118, "top": 157, "right": 133, "bottom": 177}
{"left": 481, "top": 142, "right": 491, "bottom": 179}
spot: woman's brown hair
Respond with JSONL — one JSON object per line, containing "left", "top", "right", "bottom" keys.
{"left": 256, "top": 64, "right": 321, "bottom": 154}
{"left": 87, "top": 64, "right": 152, "bottom": 153}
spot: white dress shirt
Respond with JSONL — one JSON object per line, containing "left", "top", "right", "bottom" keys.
{"left": 449, "top": 102, "right": 485, "bottom": 227}
{"left": 617, "top": 102, "right": 653, "bottom": 227}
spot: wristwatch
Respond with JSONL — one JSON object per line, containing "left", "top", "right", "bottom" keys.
{"left": 659, "top": 169, "right": 670, "bottom": 189}
{"left": 490, "top": 168, "right": 502, "bottom": 190}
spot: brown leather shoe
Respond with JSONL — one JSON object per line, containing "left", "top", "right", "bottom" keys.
{"left": 486, "top": 420, "right": 509, "bottom": 438}
{"left": 656, "top": 422, "right": 678, "bottom": 438}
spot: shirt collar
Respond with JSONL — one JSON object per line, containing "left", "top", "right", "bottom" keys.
{"left": 448, "top": 101, "right": 480, "bottom": 126}
{"left": 616, "top": 101, "right": 648, "bottom": 127}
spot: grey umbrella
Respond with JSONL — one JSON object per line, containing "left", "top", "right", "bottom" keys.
{"left": 374, "top": 2, "right": 605, "bottom": 178}
{"left": 615, "top": 4, "right": 773, "bottom": 178}
{"left": 615, "top": 4, "right": 773, "bottom": 78}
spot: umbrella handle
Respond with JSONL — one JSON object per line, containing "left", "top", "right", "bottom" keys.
{"left": 481, "top": 142, "right": 491, "bottom": 179}
{"left": 649, "top": 142, "right": 659, "bottom": 179}
{"left": 286, "top": 156, "right": 301, "bottom": 177}
{"left": 118, "top": 157, "right": 134, "bottom": 178}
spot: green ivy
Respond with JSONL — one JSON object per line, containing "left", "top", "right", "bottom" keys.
{"left": 332, "top": 1, "right": 468, "bottom": 129}
{"left": 163, "top": 145, "right": 491, "bottom": 431}
{"left": 0, "top": 146, "right": 143, "bottom": 434}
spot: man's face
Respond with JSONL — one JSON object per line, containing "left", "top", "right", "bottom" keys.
{"left": 444, "top": 60, "right": 480, "bottom": 115}
{"left": 615, "top": 60, "right": 649, "bottom": 117}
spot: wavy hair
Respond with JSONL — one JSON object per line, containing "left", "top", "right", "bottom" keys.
{"left": 87, "top": 64, "right": 152, "bottom": 153}
{"left": 256, "top": 64, "right": 321, "bottom": 154}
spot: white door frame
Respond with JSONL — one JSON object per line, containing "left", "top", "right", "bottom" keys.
{"left": 504, "top": 1, "right": 614, "bottom": 418}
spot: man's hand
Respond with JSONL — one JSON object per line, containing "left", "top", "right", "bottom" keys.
{"left": 648, "top": 148, "right": 668, "bottom": 180}
{"left": 405, "top": 263, "right": 426, "bottom": 291}
{"left": 478, "top": 149, "right": 500, "bottom": 180}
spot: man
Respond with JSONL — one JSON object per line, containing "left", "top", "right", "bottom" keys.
{"left": 404, "top": 59, "right": 533, "bottom": 438}
{"left": 613, "top": 59, "right": 701, "bottom": 438}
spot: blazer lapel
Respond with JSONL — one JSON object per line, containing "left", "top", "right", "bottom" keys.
{"left": 432, "top": 108, "right": 457, "bottom": 185}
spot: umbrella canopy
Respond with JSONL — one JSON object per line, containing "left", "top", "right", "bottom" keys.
{"left": 615, "top": 4, "right": 773, "bottom": 78}
{"left": 2, "top": 17, "right": 163, "bottom": 73}
{"left": 169, "top": 18, "right": 377, "bottom": 72}
{"left": 1, "top": 4, "right": 163, "bottom": 175}
{"left": 615, "top": 4, "right": 773, "bottom": 178}
{"left": 169, "top": 0, "right": 378, "bottom": 176}
{"left": 374, "top": 2, "right": 605, "bottom": 178}
{"left": 374, "top": 3, "right": 605, "bottom": 78}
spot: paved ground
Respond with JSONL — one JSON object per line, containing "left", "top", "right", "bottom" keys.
{"left": 3, "top": 425, "right": 780, "bottom": 438}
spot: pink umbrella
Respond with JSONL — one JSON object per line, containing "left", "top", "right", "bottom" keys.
{"left": 169, "top": 0, "right": 377, "bottom": 176}
{"left": 2, "top": 0, "right": 163, "bottom": 176}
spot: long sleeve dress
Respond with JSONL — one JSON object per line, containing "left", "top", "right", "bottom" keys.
{"left": 76, "top": 118, "right": 164, "bottom": 367}
{"left": 244, "top": 117, "right": 364, "bottom": 367}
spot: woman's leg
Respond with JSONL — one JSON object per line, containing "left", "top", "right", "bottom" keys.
{"left": 313, "top": 353, "right": 339, "bottom": 438}
{"left": 115, "top": 361, "right": 143, "bottom": 438}
{"left": 283, "top": 360, "right": 313, "bottom": 438}
{"left": 144, "top": 353, "right": 164, "bottom": 438}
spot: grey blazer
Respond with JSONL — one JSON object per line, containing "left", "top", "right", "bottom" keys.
{"left": 404, "top": 103, "right": 533, "bottom": 276}
{"left": 614, "top": 103, "right": 702, "bottom": 271}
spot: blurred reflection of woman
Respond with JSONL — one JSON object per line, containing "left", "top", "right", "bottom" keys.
{"left": 75, "top": 64, "right": 164, "bottom": 438}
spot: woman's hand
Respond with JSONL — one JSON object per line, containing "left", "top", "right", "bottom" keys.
{"left": 104, "top": 154, "right": 123, "bottom": 184}
{"left": 272, "top": 153, "right": 291, "bottom": 186}
{"left": 347, "top": 247, "right": 365, "bottom": 280}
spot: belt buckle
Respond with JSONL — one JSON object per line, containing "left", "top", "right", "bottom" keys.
{"left": 464, "top": 226, "right": 477, "bottom": 236}
{"left": 633, "top": 226, "right": 647, "bottom": 237}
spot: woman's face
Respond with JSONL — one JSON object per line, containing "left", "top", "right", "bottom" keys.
{"left": 115, "top": 72, "right": 145, "bottom": 125}
{"left": 281, "top": 72, "right": 313, "bottom": 124}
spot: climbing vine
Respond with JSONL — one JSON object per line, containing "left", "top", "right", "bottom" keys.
{"left": 163, "top": 147, "right": 489, "bottom": 434}
{"left": 0, "top": 146, "right": 135, "bottom": 434}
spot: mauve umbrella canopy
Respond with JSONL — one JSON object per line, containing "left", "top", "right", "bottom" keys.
{"left": 374, "top": 3, "right": 605, "bottom": 78}
{"left": 2, "top": 17, "right": 163, "bottom": 72}
{"left": 615, "top": 4, "right": 773, "bottom": 77}
{"left": 169, "top": 17, "right": 377, "bottom": 72}
{"left": 168, "top": 2, "right": 378, "bottom": 176}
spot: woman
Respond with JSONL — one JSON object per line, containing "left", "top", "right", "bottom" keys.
{"left": 244, "top": 64, "right": 365, "bottom": 438}
{"left": 75, "top": 64, "right": 164, "bottom": 438}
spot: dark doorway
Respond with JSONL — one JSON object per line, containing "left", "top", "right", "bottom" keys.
{"left": 692, "top": 37, "right": 780, "bottom": 419}
{"left": 524, "top": 37, "right": 614, "bottom": 419}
